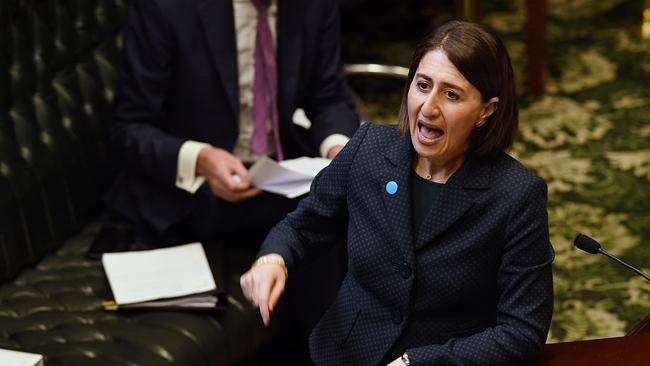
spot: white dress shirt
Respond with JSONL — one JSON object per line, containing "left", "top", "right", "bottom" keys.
{"left": 175, "top": 0, "right": 349, "bottom": 193}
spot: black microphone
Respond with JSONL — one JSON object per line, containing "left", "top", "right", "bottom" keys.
{"left": 574, "top": 233, "right": 650, "bottom": 282}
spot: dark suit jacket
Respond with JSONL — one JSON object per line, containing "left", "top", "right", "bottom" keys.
{"left": 105, "top": 0, "right": 359, "bottom": 237}
{"left": 259, "top": 123, "right": 554, "bottom": 365}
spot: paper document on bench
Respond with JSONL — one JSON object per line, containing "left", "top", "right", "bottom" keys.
{"left": 247, "top": 156, "right": 331, "bottom": 198}
{"left": 0, "top": 348, "right": 44, "bottom": 366}
{"left": 102, "top": 242, "right": 219, "bottom": 309}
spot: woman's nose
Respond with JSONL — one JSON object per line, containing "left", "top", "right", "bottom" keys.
{"left": 421, "top": 93, "right": 440, "bottom": 118}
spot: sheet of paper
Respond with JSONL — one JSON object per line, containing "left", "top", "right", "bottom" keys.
{"left": 0, "top": 348, "right": 44, "bottom": 366}
{"left": 122, "top": 295, "right": 219, "bottom": 309}
{"left": 247, "top": 156, "right": 331, "bottom": 198}
{"left": 278, "top": 157, "right": 331, "bottom": 177}
{"left": 257, "top": 178, "right": 313, "bottom": 199}
{"left": 385, "top": 356, "right": 404, "bottom": 366}
{"left": 102, "top": 243, "right": 216, "bottom": 305}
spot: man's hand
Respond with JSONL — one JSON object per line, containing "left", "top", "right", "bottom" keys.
{"left": 326, "top": 144, "right": 344, "bottom": 159}
{"left": 196, "top": 146, "right": 262, "bottom": 202}
{"left": 240, "top": 254, "right": 287, "bottom": 326}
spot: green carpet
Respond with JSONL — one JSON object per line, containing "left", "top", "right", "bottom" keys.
{"left": 343, "top": 0, "right": 650, "bottom": 343}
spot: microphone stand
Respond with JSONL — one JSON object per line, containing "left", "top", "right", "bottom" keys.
{"left": 598, "top": 248, "right": 650, "bottom": 282}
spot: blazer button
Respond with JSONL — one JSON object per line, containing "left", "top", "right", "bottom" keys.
{"left": 392, "top": 310, "right": 403, "bottom": 325}
{"left": 399, "top": 262, "right": 412, "bottom": 279}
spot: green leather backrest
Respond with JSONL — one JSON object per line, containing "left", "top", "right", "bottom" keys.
{"left": 0, "top": 0, "right": 126, "bottom": 280}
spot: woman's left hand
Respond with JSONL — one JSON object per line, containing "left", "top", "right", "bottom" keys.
{"left": 240, "top": 255, "right": 287, "bottom": 326}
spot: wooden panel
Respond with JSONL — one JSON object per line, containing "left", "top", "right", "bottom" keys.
{"left": 541, "top": 333, "right": 650, "bottom": 365}
{"left": 525, "top": 0, "right": 547, "bottom": 97}
{"left": 627, "top": 313, "right": 650, "bottom": 336}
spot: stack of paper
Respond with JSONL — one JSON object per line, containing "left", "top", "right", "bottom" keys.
{"left": 0, "top": 349, "right": 43, "bottom": 366}
{"left": 101, "top": 243, "right": 223, "bottom": 310}
{"left": 248, "top": 156, "right": 331, "bottom": 198}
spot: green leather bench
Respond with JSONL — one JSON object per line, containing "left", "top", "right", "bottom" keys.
{"left": 0, "top": 0, "right": 275, "bottom": 364}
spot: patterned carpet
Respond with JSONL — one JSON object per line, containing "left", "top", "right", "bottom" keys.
{"left": 342, "top": 0, "right": 650, "bottom": 343}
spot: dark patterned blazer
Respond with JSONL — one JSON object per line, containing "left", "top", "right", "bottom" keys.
{"left": 259, "top": 123, "right": 554, "bottom": 366}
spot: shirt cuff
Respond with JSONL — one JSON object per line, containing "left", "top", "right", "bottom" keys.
{"left": 176, "top": 140, "right": 209, "bottom": 194}
{"left": 319, "top": 134, "right": 350, "bottom": 158}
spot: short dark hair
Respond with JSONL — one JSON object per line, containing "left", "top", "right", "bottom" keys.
{"left": 397, "top": 20, "right": 518, "bottom": 157}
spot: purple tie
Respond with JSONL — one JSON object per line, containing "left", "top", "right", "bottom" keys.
{"left": 251, "top": 0, "right": 283, "bottom": 161}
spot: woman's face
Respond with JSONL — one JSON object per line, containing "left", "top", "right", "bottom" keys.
{"left": 408, "top": 49, "right": 497, "bottom": 176}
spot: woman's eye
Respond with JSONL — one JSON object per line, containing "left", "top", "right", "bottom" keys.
{"left": 416, "top": 81, "right": 429, "bottom": 91}
{"left": 445, "top": 90, "right": 459, "bottom": 100}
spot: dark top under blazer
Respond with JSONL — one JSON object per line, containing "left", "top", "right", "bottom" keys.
{"left": 259, "top": 123, "right": 554, "bottom": 365}
{"left": 105, "top": 0, "right": 359, "bottom": 235}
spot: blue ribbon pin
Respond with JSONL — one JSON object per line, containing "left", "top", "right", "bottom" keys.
{"left": 386, "top": 181, "right": 398, "bottom": 195}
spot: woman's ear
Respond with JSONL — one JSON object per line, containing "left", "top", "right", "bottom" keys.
{"left": 476, "top": 97, "right": 499, "bottom": 127}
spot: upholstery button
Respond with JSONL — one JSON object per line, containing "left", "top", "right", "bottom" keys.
{"left": 399, "top": 261, "right": 411, "bottom": 279}
{"left": 392, "top": 310, "right": 403, "bottom": 325}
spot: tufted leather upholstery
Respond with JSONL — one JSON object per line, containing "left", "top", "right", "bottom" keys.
{"left": 0, "top": 221, "right": 274, "bottom": 366}
{"left": 0, "top": 0, "right": 274, "bottom": 364}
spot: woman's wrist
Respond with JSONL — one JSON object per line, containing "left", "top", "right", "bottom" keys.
{"left": 252, "top": 254, "right": 288, "bottom": 279}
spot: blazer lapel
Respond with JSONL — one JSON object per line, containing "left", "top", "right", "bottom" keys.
{"left": 380, "top": 135, "right": 416, "bottom": 261}
{"left": 197, "top": 0, "right": 239, "bottom": 120}
{"left": 276, "top": 0, "right": 301, "bottom": 126}
{"left": 415, "top": 153, "right": 492, "bottom": 250}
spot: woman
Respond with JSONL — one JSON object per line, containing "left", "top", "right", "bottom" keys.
{"left": 241, "top": 20, "right": 554, "bottom": 366}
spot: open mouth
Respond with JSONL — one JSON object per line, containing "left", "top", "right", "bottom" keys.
{"left": 417, "top": 121, "right": 444, "bottom": 143}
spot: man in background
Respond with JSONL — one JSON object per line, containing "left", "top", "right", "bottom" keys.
{"left": 107, "top": 0, "right": 358, "bottom": 247}
{"left": 105, "top": 0, "right": 359, "bottom": 361}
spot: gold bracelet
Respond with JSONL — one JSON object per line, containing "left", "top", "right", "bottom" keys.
{"left": 252, "top": 255, "right": 288, "bottom": 279}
